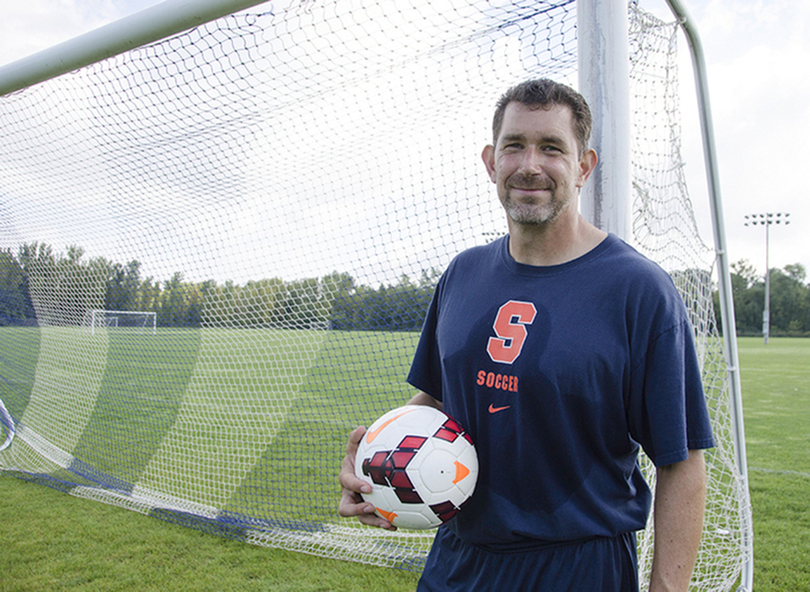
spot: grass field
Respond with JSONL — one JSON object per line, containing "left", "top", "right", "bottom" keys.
{"left": 734, "top": 337, "right": 810, "bottom": 590}
{"left": 0, "top": 327, "right": 420, "bottom": 521}
{"left": 1, "top": 336, "right": 808, "bottom": 591}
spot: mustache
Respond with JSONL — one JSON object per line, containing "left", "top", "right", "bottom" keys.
{"left": 506, "top": 174, "right": 554, "bottom": 191}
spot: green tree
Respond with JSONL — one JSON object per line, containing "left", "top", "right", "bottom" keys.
{"left": 105, "top": 260, "right": 142, "bottom": 312}
{"left": 769, "top": 264, "right": 808, "bottom": 334}
{"left": 210, "top": 280, "right": 239, "bottom": 327}
{"left": 135, "top": 277, "right": 161, "bottom": 313}
{"left": 275, "top": 278, "right": 328, "bottom": 329}
{"left": 324, "top": 272, "right": 358, "bottom": 330}
{"left": 0, "top": 249, "right": 34, "bottom": 324}
{"left": 18, "top": 243, "right": 104, "bottom": 326}
{"left": 160, "top": 272, "right": 191, "bottom": 327}
{"left": 728, "top": 260, "right": 765, "bottom": 334}
{"left": 730, "top": 259, "right": 759, "bottom": 293}
{"left": 722, "top": 260, "right": 809, "bottom": 336}
{"left": 54, "top": 246, "right": 108, "bottom": 326}
{"left": 17, "top": 242, "right": 54, "bottom": 323}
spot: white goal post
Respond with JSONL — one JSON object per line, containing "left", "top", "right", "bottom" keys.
{"left": 664, "top": 1, "right": 753, "bottom": 589}
{"left": 0, "top": 1, "right": 752, "bottom": 590}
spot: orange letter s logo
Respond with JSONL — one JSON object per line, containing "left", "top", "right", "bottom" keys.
{"left": 486, "top": 300, "right": 537, "bottom": 364}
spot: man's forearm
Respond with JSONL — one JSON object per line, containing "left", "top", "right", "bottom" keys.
{"left": 649, "top": 449, "right": 707, "bottom": 592}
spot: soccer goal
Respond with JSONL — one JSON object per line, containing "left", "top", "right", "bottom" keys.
{"left": 83, "top": 310, "right": 157, "bottom": 335}
{"left": 0, "top": 1, "right": 752, "bottom": 590}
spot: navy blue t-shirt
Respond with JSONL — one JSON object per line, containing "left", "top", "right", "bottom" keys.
{"left": 407, "top": 234, "right": 715, "bottom": 551}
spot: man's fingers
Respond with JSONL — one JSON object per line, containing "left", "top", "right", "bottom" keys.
{"left": 338, "top": 427, "right": 372, "bottom": 494}
{"left": 338, "top": 485, "right": 396, "bottom": 529}
{"left": 339, "top": 472, "right": 371, "bottom": 494}
{"left": 337, "top": 425, "right": 396, "bottom": 530}
{"left": 346, "top": 425, "right": 366, "bottom": 454}
{"left": 338, "top": 487, "right": 373, "bottom": 516}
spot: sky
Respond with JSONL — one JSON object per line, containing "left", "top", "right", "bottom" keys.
{"left": 0, "top": 0, "right": 808, "bottom": 280}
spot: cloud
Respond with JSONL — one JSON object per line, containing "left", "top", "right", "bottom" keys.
{"left": 695, "top": 0, "right": 810, "bottom": 271}
{"left": 0, "top": 1, "right": 120, "bottom": 66}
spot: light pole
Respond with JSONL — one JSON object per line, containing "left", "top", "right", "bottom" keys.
{"left": 744, "top": 212, "right": 790, "bottom": 344}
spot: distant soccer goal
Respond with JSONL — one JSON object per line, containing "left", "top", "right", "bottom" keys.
{"left": 83, "top": 310, "right": 157, "bottom": 335}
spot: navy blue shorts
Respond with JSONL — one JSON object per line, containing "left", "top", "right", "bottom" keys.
{"left": 417, "top": 528, "right": 639, "bottom": 592}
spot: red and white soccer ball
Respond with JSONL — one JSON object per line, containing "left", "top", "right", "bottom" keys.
{"left": 354, "top": 405, "right": 478, "bottom": 530}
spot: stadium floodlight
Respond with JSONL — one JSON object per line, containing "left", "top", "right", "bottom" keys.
{"left": 744, "top": 212, "right": 791, "bottom": 345}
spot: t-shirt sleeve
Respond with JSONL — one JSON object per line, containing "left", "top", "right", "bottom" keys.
{"left": 627, "top": 319, "right": 716, "bottom": 467}
{"left": 406, "top": 282, "right": 444, "bottom": 401}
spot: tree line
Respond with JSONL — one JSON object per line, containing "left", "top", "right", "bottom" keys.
{"left": 718, "top": 259, "right": 810, "bottom": 337}
{"left": 2, "top": 243, "right": 808, "bottom": 336}
{"left": 0, "top": 243, "right": 438, "bottom": 331}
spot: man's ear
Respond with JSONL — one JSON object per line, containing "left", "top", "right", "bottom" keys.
{"left": 481, "top": 144, "right": 496, "bottom": 183}
{"left": 577, "top": 148, "right": 598, "bottom": 188}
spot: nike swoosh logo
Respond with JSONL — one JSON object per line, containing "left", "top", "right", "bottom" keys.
{"left": 365, "top": 408, "right": 418, "bottom": 444}
{"left": 488, "top": 404, "right": 511, "bottom": 414}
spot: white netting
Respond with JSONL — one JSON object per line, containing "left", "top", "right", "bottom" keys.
{"left": 0, "top": 0, "right": 749, "bottom": 587}
{"left": 628, "top": 5, "right": 752, "bottom": 590}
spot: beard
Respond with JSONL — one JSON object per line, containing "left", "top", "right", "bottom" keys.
{"left": 499, "top": 174, "right": 572, "bottom": 226}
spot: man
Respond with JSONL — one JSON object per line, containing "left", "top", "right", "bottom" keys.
{"left": 339, "top": 79, "right": 714, "bottom": 591}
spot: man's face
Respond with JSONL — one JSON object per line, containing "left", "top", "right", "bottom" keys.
{"left": 482, "top": 102, "right": 594, "bottom": 227}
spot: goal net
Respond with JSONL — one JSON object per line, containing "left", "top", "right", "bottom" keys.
{"left": 0, "top": 0, "right": 750, "bottom": 589}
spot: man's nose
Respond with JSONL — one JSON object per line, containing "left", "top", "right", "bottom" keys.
{"left": 518, "top": 146, "right": 544, "bottom": 173}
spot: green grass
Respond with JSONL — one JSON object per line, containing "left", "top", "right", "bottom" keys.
{"left": 0, "top": 476, "right": 421, "bottom": 592}
{"left": 0, "top": 327, "right": 418, "bottom": 519}
{"left": 0, "top": 326, "right": 425, "bottom": 591}
{"left": 736, "top": 338, "right": 810, "bottom": 591}
{"left": 1, "top": 335, "right": 808, "bottom": 590}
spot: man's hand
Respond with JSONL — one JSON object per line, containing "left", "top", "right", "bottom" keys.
{"left": 337, "top": 425, "right": 397, "bottom": 530}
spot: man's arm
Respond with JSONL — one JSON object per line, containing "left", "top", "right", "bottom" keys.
{"left": 648, "top": 449, "right": 707, "bottom": 592}
{"left": 406, "top": 390, "right": 443, "bottom": 410}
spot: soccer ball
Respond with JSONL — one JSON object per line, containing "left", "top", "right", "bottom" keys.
{"left": 354, "top": 405, "right": 478, "bottom": 530}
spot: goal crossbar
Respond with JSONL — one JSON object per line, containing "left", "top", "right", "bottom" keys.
{"left": 0, "top": 0, "right": 271, "bottom": 97}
